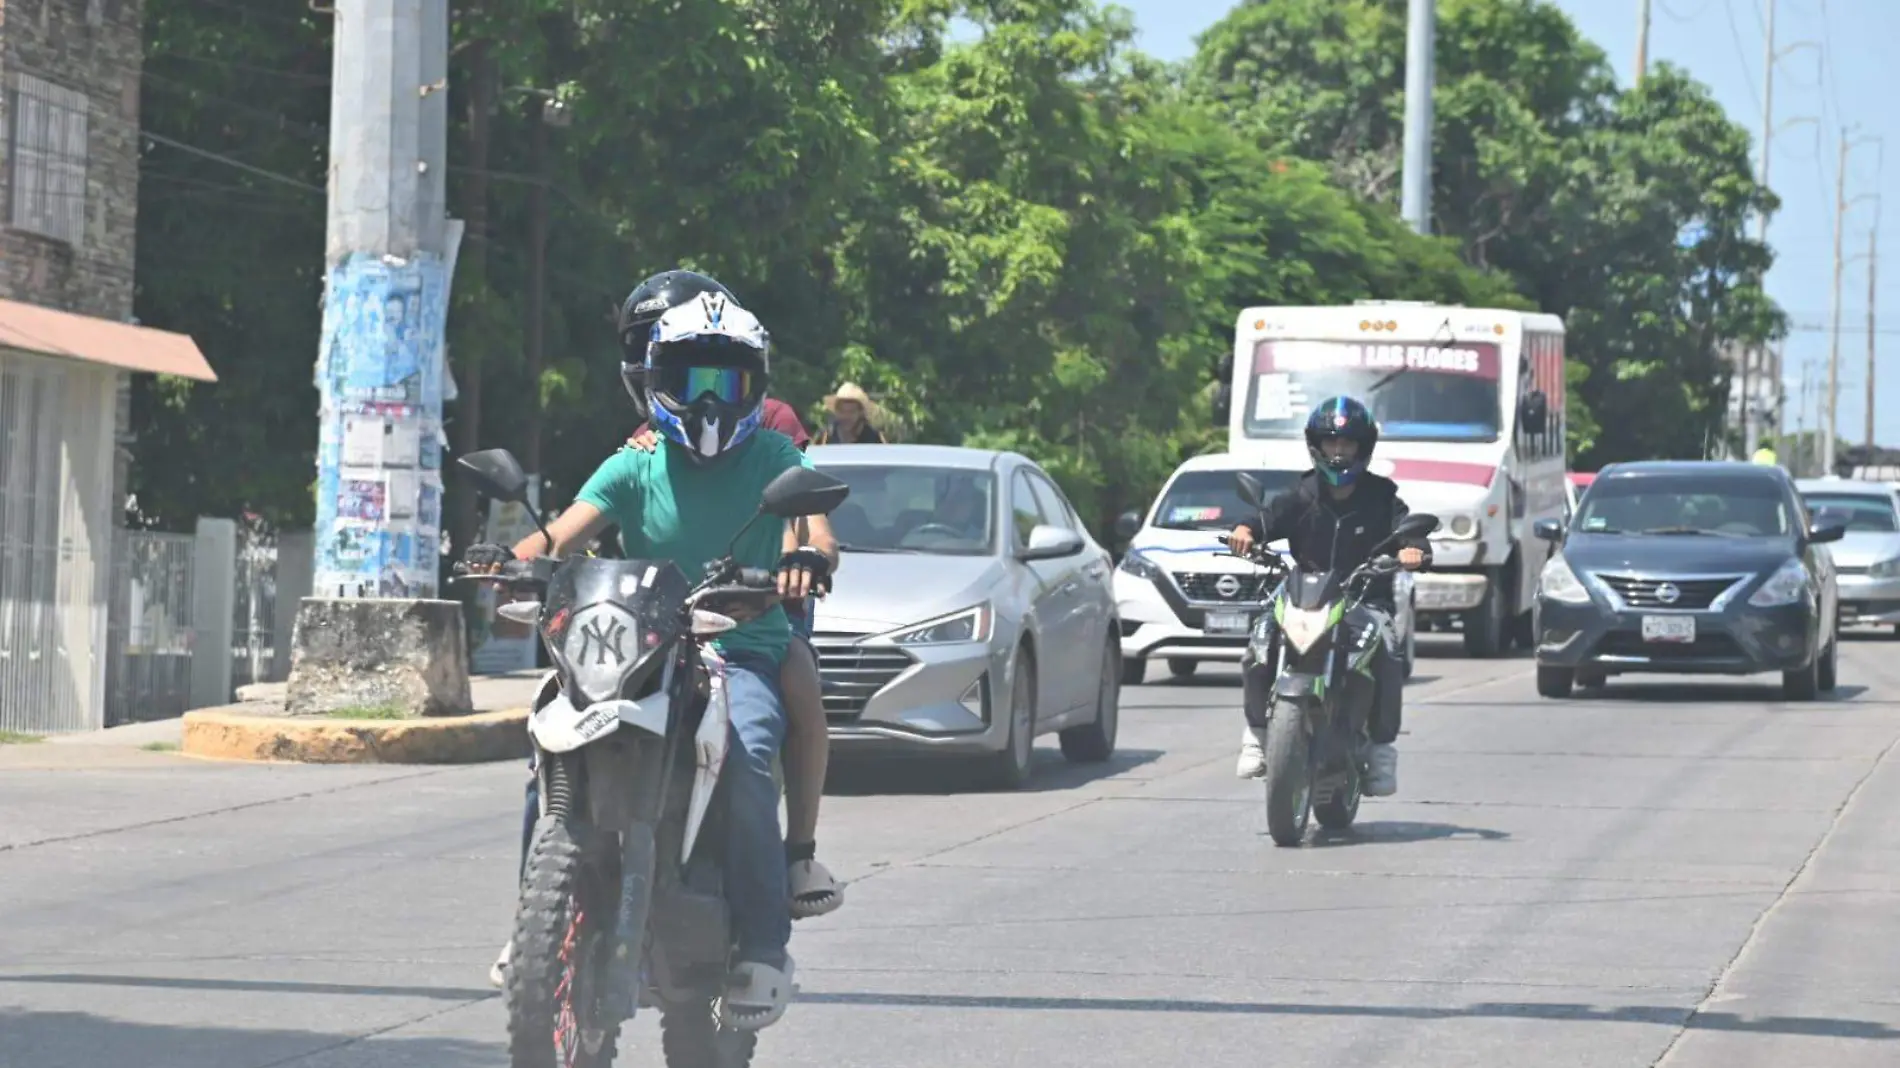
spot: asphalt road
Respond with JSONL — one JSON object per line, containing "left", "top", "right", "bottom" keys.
{"left": 5, "top": 636, "right": 1900, "bottom": 1068}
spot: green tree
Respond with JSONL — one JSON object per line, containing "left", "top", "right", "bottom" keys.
{"left": 1187, "top": 0, "right": 1779, "bottom": 464}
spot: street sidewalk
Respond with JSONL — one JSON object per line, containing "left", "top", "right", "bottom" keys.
{"left": 0, "top": 669, "right": 545, "bottom": 769}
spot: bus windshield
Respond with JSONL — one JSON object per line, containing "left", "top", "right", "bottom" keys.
{"left": 1241, "top": 340, "right": 1504, "bottom": 443}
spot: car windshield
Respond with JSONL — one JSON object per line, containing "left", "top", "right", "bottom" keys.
{"left": 819, "top": 465, "right": 996, "bottom": 556}
{"left": 1801, "top": 492, "right": 1898, "bottom": 532}
{"left": 1152, "top": 469, "right": 1302, "bottom": 531}
{"left": 1573, "top": 475, "right": 1794, "bottom": 537}
{"left": 1242, "top": 340, "right": 1503, "bottom": 442}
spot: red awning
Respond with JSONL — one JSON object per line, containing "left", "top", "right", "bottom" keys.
{"left": 0, "top": 297, "right": 215, "bottom": 382}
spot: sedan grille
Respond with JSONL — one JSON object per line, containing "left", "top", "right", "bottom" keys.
{"left": 808, "top": 634, "right": 915, "bottom": 721}
{"left": 1171, "top": 572, "right": 1276, "bottom": 603}
{"left": 1593, "top": 574, "right": 1742, "bottom": 610}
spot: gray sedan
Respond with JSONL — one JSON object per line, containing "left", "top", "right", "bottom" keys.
{"left": 805, "top": 444, "right": 1121, "bottom": 788}
{"left": 1797, "top": 478, "right": 1900, "bottom": 632}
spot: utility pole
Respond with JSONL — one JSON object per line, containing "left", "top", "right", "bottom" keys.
{"left": 1400, "top": 0, "right": 1435, "bottom": 235}
{"left": 1826, "top": 129, "right": 1882, "bottom": 476}
{"left": 293, "top": 0, "right": 471, "bottom": 716}
{"left": 1867, "top": 227, "right": 1880, "bottom": 448}
{"left": 1743, "top": 0, "right": 1775, "bottom": 456}
{"left": 1635, "top": 0, "right": 1651, "bottom": 84}
{"left": 1747, "top": 0, "right": 1820, "bottom": 456}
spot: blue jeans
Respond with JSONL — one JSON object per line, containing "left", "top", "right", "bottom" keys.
{"left": 519, "top": 651, "right": 791, "bottom": 970}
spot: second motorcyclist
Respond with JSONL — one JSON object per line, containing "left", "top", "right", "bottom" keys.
{"left": 1224, "top": 396, "right": 1430, "bottom": 796}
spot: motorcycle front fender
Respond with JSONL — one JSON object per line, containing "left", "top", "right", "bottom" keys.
{"left": 528, "top": 688, "right": 671, "bottom": 754}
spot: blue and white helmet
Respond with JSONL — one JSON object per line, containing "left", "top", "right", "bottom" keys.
{"left": 644, "top": 292, "right": 772, "bottom": 461}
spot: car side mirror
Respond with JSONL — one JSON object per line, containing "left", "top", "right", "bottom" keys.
{"left": 1113, "top": 510, "right": 1142, "bottom": 540}
{"left": 1021, "top": 524, "right": 1084, "bottom": 560}
{"left": 1533, "top": 518, "right": 1565, "bottom": 542}
{"left": 760, "top": 466, "right": 850, "bottom": 518}
{"left": 1806, "top": 520, "right": 1847, "bottom": 544}
{"left": 1519, "top": 390, "right": 1550, "bottom": 436}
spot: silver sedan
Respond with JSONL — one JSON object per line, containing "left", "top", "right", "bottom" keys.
{"left": 1797, "top": 478, "right": 1900, "bottom": 633}
{"left": 805, "top": 444, "right": 1121, "bottom": 789}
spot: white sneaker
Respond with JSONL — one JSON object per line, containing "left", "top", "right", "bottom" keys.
{"left": 489, "top": 939, "right": 512, "bottom": 989}
{"left": 1235, "top": 725, "right": 1270, "bottom": 779}
{"left": 1365, "top": 743, "right": 1398, "bottom": 797}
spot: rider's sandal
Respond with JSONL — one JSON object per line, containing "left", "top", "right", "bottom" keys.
{"left": 789, "top": 859, "right": 846, "bottom": 919}
{"left": 720, "top": 958, "right": 796, "bottom": 1031}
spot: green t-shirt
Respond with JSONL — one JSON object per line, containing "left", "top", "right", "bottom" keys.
{"left": 576, "top": 430, "right": 810, "bottom": 664}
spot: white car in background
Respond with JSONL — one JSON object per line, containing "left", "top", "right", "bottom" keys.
{"left": 1112, "top": 453, "right": 1417, "bottom": 685}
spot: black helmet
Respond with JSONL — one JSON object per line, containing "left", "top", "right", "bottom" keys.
{"left": 1304, "top": 396, "right": 1379, "bottom": 487}
{"left": 617, "top": 270, "right": 739, "bottom": 402}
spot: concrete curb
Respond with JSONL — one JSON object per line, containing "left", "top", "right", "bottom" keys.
{"left": 180, "top": 707, "right": 530, "bottom": 765}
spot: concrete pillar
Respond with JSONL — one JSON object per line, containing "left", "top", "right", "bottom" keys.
{"left": 188, "top": 517, "right": 237, "bottom": 709}
{"left": 272, "top": 530, "right": 315, "bottom": 682}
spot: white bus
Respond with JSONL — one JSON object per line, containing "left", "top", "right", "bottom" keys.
{"left": 1216, "top": 301, "right": 1568, "bottom": 657}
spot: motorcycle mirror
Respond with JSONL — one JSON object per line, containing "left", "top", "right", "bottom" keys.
{"left": 458, "top": 448, "right": 531, "bottom": 503}
{"left": 691, "top": 609, "right": 738, "bottom": 637}
{"left": 1395, "top": 513, "right": 1440, "bottom": 538}
{"left": 497, "top": 600, "right": 542, "bottom": 624}
{"left": 457, "top": 448, "right": 554, "bottom": 554}
{"left": 1234, "top": 472, "right": 1267, "bottom": 509}
{"left": 760, "top": 466, "right": 851, "bottom": 519}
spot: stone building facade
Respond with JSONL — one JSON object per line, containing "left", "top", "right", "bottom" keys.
{"left": 0, "top": 0, "right": 144, "bottom": 319}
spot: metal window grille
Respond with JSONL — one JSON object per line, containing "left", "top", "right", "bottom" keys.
{"left": 7, "top": 72, "right": 90, "bottom": 246}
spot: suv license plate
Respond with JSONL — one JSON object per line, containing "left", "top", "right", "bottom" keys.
{"left": 1640, "top": 615, "right": 1695, "bottom": 643}
{"left": 1204, "top": 611, "right": 1251, "bottom": 635}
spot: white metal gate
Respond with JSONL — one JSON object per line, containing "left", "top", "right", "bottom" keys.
{"left": 0, "top": 349, "right": 116, "bottom": 734}
{"left": 104, "top": 530, "right": 197, "bottom": 726}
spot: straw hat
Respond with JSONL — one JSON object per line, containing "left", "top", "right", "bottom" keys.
{"left": 822, "top": 382, "right": 885, "bottom": 425}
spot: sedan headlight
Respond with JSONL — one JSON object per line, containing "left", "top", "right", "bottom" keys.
{"left": 1538, "top": 554, "right": 1591, "bottom": 604}
{"left": 1117, "top": 551, "right": 1161, "bottom": 580}
{"left": 1870, "top": 557, "right": 1900, "bottom": 578}
{"left": 886, "top": 604, "right": 993, "bottom": 646}
{"left": 1748, "top": 559, "right": 1813, "bottom": 608}
{"left": 1430, "top": 513, "right": 1479, "bottom": 541}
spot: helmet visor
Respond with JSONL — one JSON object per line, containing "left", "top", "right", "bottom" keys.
{"left": 654, "top": 364, "right": 755, "bottom": 407}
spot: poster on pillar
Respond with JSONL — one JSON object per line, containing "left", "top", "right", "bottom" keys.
{"left": 313, "top": 248, "right": 456, "bottom": 600}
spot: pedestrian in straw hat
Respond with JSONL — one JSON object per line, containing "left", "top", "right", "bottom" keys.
{"left": 815, "top": 382, "right": 889, "bottom": 444}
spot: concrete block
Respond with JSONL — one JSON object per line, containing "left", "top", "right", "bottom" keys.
{"left": 284, "top": 598, "right": 473, "bottom": 717}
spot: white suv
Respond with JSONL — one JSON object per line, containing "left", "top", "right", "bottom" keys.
{"left": 1111, "top": 453, "right": 1417, "bottom": 685}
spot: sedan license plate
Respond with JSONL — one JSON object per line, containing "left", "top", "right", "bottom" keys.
{"left": 1204, "top": 611, "right": 1252, "bottom": 635}
{"left": 1641, "top": 615, "right": 1695, "bottom": 643}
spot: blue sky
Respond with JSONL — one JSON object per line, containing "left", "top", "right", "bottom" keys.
{"left": 1113, "top": 0, "right": 1899, "bottom": 446}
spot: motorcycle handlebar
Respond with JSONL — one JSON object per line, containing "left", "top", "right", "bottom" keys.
{"left": 450, "top": 556, "right": 555, "bottom": 586}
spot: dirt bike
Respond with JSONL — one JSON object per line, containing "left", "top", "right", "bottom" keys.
{"left": 455, "top": 447, "right": 848, "bottom": 1068}
{"left": 1229, "top": 472, "right": 1438, "bottom": 848}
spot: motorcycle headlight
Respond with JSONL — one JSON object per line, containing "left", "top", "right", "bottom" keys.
{"left": 1117, "top": 551, "right": 1161, "bottom": 580}
{"left": 560, "top": 601, "right": 661, "bottom": 704}
{"left": 1870, "top": 556, "right": 1900, "bottom": 578}
{"left": 1279, "top": 606, "right": 1331, "bottom": 654}
{"left": 1748, "top": 559, "right": 1813, "bottom": 608}
{"left": 1538, "top": 554, "right": 1591, "bottom": 605}
{"left": 885, "top": 604, "right": 993, "bottom": 646}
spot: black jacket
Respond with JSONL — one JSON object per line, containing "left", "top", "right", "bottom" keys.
{"left": 1242, "top": 471, "right": 1432, "bottom": 606}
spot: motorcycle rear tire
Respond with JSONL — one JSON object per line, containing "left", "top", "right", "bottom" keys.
{"left": 661, "top": 998, "right": 759, "bottom": 1068}
{"left": 507, "top": 813, "right": 621, "bottom": 1068}
{"left": 1261, "top": 711, "right": 1311, "bottom": 848}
